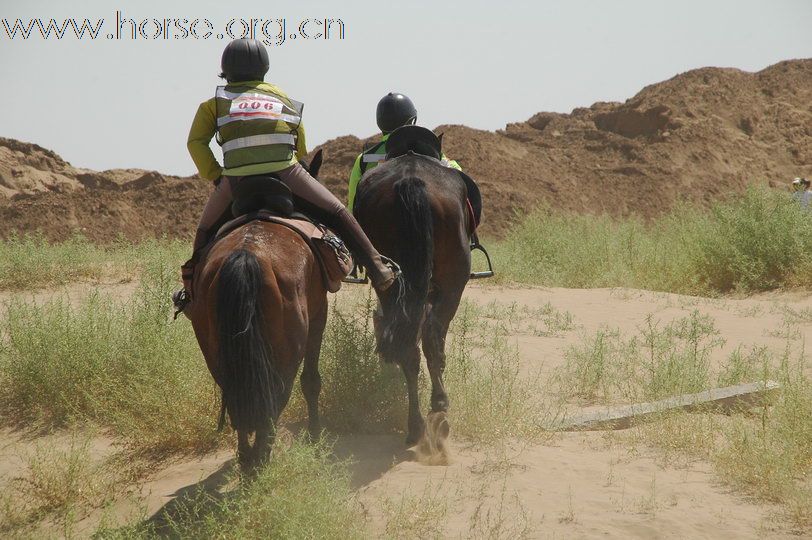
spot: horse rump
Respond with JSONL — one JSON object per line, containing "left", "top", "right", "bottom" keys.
{"left": 216, "top": 249, "right": 282, "bottom": 432}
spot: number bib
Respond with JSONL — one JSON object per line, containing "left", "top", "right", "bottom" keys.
{"left": 228, "top": 93, "right": 285, "bottom": 120}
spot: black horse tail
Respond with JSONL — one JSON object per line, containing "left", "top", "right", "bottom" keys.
{"left": 378, "top": 177, "right": 434, "bottom": 362}
{"left": 216, "top": 249, "right": 282, "bottom": 432}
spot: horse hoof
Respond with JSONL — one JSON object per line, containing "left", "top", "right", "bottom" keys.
{"left": 431, "top": 398, "right": 449, "bottom": 412}
{"left": 413, "top": 412, "right": 452, "bottom": 465}
{"left": 405, "top": 431, "right": 422, "bottom": 446}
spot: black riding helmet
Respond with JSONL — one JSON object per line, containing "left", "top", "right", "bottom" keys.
{"left": 376, "top": 93, "right": 417, "bottom": 133}
{"left": 220, "top": 39, "right": 269, "bottom": 82}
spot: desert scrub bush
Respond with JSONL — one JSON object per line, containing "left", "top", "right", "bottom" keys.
{"left": 442, "top": 300, "right": 552, "bottom": 441}
{"left": 488, "top": 206, "right": 701, "bottom": 293}
{"left": 0, "top": 233, "right": 109, "bottom": 289}
{"left": 590, "top": 324, "right": 811, "bottom": 531}
{"left": 713, "top": 350, "right": 812, "bottom": 529}
{"left": 478, "top": 300, "right": 576, "bottom": 337}
{"left": 284, "top": 289, "right": 409, "bottom": 435}
{"left": 101, "top": 436, "right": 363, "bottom": 540}
{"left": 554, "top": 327, "right": 637, "bottom": 403}
{"left": 0, "top": 259, "right": 222, "bottom": 455}
{"left": 690, "top": 187, "right": 812, "bottom": 291}
{"left": 0, "top": 233, "right": 188, "bottom": 290}
{"left": 555, "top": 311, "right": 726, "bottom": 404}
{"left": 0, "top": 435, "right": 121, "bottom": 538}
{"left": 625, "top": 345, "right": 812, "bottom": 531}
{"left": 285, "top": 293, "right": 553, "bottom": 443}
{"left": 716, "top": 345, "right": 770, "bottom": 387}
{"left": 380, "top": 478, "right": 450, "bottom": 539}
{"left": 490, "top": 187, "right": 812, "bottom": 294}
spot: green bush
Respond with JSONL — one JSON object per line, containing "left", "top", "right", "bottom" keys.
{"left": 0, "top": 259, "right": 221, "bottom": 455}
{"left": 0, "top": 234, "right": 187, "bottom": 290}
{"left": 98, "top": 437, "right": 363, "bottom": 540}
{"left": 490, "top": 187, "right": 812, "bottom": 294}
{"left": 286, "top": 290, "right": 409, "bottom": 434}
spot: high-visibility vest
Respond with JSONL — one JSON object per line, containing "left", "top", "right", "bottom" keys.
{"left": 360, "top": 139, "right": 457, "bottom": 175}
{"left": 214, "top": 85, "right": 304, "bottom": 169}
{"left": 359, "top": 140, "right": 387, "bottom": 175}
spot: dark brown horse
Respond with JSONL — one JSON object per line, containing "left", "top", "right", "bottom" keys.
{"left": 186, "top": 156, "right": 327, "bottom": 471}
{"left": 354, "top": 142, "right": 474, "bottom": 446}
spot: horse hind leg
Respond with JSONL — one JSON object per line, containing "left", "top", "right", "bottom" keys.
{"left": 236, "top": 372, "right": 298, "bottom": 474}
{"left": 237, "top": 430, "right": 252, "bottom": 472}
{"left": 251, "top": 427, "right": 273, "bottom": 470}
{"left": 256, "top": 372, "right": 298, "bottom": 468}
{"left": 422, "top": 311, "right": 449, "bottom": 413}
{"left": 401, "top": 346, "right": 426, "bottom": 446}
{"left": 422, "top": 287, "right": 462, "bottom": 413}
{"left": 300, "top": 306, "right": 327, "bottom": 441}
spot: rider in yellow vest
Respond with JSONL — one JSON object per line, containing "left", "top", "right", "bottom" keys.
{"left": 347, "top": 93, "right": 461, "bottom": 212}
{"left": 174, "top": 39, "right": 400, "bottom": 309}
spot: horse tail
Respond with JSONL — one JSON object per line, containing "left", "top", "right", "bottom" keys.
{"left": 378, "top": 176, "right": 434, "bottom": 362}
{"left": 216, "top": 249, "right": 282, "bottom": 432}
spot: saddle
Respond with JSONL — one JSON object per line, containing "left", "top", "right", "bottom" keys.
{"left": 211, "top": 175, "right": 353, "bottom": 293}
{"left": 385, "top": 126, "right": 482, "bottom": 231}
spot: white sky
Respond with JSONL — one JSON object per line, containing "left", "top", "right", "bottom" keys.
{"left": 1, "top": 0, "right": 810, "bottom": 176}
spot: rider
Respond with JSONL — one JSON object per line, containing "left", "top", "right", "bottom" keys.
{"left": 346, "top": 92, "right": 462, "bottom": 212}
{"left": 792, "top": 177, "right": 812, "bottom": 208}
{"left": 174, "top": 39, "right": 400, "bottom": 308}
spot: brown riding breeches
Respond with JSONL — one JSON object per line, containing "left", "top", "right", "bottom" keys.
{"left": 197, "top": 163, "right": 344, "bottom": 232}
{"left": 194, "top": 163, "right": 390, "bottom": 286}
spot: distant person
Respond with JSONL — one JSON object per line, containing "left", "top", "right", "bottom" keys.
{"left": 174, "top": 38, "right": 400, "bottom": 310}
{"left": 346, "top": 92, "right": 462, "bottom": 212}
{"left": 792, "top": 177, "right": 812, "bottom": 208}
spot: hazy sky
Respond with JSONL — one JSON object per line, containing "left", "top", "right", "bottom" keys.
{"left": 1, "top": 0, "right": 810, "bottom": 176}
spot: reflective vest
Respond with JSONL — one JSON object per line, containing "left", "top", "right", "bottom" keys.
{"left": 359, "top": 140, "right": 387, "bottom": 175}
{"left": 214, "top": 85, "right": 304, "bottom": 170}
{"left": 359, "top": 138, "right": 460, "bottom": 174}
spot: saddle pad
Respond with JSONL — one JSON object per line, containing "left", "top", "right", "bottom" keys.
{"left": 214, "top": 211, "right": 353, "bottom": 293}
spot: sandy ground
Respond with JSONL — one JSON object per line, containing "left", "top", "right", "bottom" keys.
{"left": 1, "top": 282, "right": 810, "bottom": 538}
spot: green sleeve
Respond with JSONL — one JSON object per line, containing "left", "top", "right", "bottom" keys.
{"left": 187, "top": 99, "right": 223, "bottom": 181}
{"left": 441, "top": 153, "right": 462, "bottom": 171}
{"left": 295, "top": 121, "right": 307, "bottom": 160}
{"left": 347, "top": 154, "right": 363, "bottom": 211}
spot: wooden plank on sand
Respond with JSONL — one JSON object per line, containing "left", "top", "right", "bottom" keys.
{"left": 558, "top": 380, "right": 780, "bottom": 432}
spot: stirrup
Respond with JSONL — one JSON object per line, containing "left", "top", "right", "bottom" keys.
{"left": 342, "top": 263, "right": 369, "bottom": 284}
{"left": 470, "top": 235, "right": 494, "bottom": 280}
{"left": 172, "top": 289, "right": 191, "bottom": 320}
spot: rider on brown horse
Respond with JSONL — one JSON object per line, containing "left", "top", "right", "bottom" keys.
{"left": 174, "top": 38, "right": 400, "bottom": 310}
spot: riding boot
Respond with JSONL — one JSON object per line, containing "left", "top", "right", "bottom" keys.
{"left": 173, "top": 228, "right": 210, "bottom": 311}
{"left": 332, "top": 208, "right": 400, "bottom": 291}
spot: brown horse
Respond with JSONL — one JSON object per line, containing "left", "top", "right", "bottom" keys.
{"left": 185, "top": 157, "right": 327, "bottom": 471}
{"left": 354, "top": 142, "right": 474, "bottom": 446}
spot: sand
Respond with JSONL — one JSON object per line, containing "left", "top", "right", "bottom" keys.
{"left": 1, "top": 282, "right": 810, "bottom": 537}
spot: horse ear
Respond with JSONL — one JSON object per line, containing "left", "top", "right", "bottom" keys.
{"left": 309, "top": 149, "right": 323, "bottom": 178}
{"left": 437, "top": 132, "right": 444, "bottom": 151}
